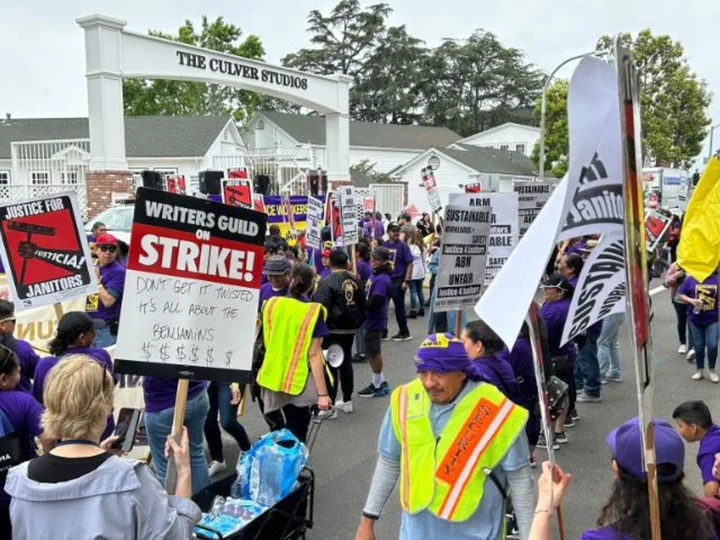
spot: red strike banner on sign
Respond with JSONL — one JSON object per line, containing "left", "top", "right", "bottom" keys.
{"left": 128, "top": 223, "right": 263, "bottom": 289}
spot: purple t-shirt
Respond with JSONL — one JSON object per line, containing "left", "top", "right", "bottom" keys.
{"left": 143, "top": 378, "right": 208, "bottom": 413}
{"left": 580, "top": 526, "right": 633, "bottom": 540}
{"left": 16, "top": 339, "right": 41, "bottom": 394}
{"left": 319, "top": 267, "right": 332, "bottom": 280}
{"left": 698, "top": 424, "right": 720, "bottom": 484}
{"left": 540, "top": 298, "right": 577, "bottom": 358}
{"left": 363, "top": 221, "right": 384, "bottom": 240}
{"left": 364, "top": 271, "right": 392, "bottom": 331}
{"left": 32, "top": 346, "right": 116, "bottom": 439}
{"left": 678, "top": 274, "right": 719, "bottom": 327}
{"left": 89, "top": 260, "right": 126, "bottom": 323}
{"left": 383, "top": 239, "right": 413, "bottom": 280}
{"left": 501, "top": 339, "right": 537, "bottom": 408}
{"left": 258, "top": 283, "right": 289, "bottom": 312}
{"left": 566, "top": 240, "right": 586, "bottom": 256}
{"left": 470, "top": 354, "right": 518, "bottom": 400}
{"left": 357, "top": 260, "right": 372, "bottom": 283}
{"left": 0, "top": 390, "right": 44, "bottom": 506}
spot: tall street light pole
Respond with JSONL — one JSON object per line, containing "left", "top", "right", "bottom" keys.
{"left": 539, "top": 51, "right": 608, "bottom": 180}
{"left": 707, "top": 123, "right": 720, "bottom": 162}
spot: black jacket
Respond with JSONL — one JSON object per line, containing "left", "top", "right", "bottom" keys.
{"left": 312, "top": 269, "right": 366, "bottom": 333}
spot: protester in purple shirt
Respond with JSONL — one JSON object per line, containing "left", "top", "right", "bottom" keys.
{"left": 529, "top": 417, "right": 709, "bottom": 540}
{"left": 259, "top": 256, "right": 291, "bottom": 313}
{"left": 357, "top": 247, "right": 393, "bottom": 399}
{"left": 0, "top": 335, "right": 54, "bottom": 531}
{"left": 32, "top": 312, "right": 116, "bottom": 439}
{"left": 672, "top": 400, "right": 720, "bottom": 496}
{"left": 87, "top": 234, "right": 126, "bottom": 348}
{"left": 363, "top": 219, "right": 384, "bottom": 242}
{"left": 382, "top": 223, "right": 413, "bottom": 341}
{"left": 0, "top": 301, "right": 41, "bottom": 393}
{"left": 678, "top": 272, "right": 719, "bottom": 381}
{"left": 461, "top": 319, "right": 518, "bottom": 400}
{"left": 356, "top": 242, "right": 372, "bottom": 284}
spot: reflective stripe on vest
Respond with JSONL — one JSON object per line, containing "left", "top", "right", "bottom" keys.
{"left": 391, "top": 378, "right": 528, "bottom": 522}
{"left": 258, "top": 296, "right": 323, "bottom": 395}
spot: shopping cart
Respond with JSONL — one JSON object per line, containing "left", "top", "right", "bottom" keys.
{"left": 193, "top": 408, "right": 327, "bottom": 540}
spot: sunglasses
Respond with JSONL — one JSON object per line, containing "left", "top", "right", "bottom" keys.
{"left": 98, "top": 245, "right": 117, "bottom": 253}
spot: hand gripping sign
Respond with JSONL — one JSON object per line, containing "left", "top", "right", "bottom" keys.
{"left": 114, "top": 188, "right": 267, "bottom": 383}
{"left": 0, "top": 192, "right": 97, "bottom": 310}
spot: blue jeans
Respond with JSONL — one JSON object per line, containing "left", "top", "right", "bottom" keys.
{"left": 92, "top": 326, "right": 116, "bottom": 348}
{"left": 409, "top": 279, "right": 425, "bottom": 312}
{"left": 690, "top": 321, "right": 719, "bottom": 370}
{"left": 575, "top": 333, "right": 601, "bottom": 397}
{"left": 145, "top": 390, "right": 210, "bottom": 495}
{"left": 598, "top": 313, "right": 625, "bottom": 378}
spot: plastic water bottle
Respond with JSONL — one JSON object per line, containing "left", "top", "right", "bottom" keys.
{"left": 251, "top": 444, "right": 285, "bottom": 506}
{"left": 694, "top": 298, "right": 704, "bottom": 314}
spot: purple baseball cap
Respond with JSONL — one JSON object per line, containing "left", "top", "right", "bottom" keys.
{"left": 607, "top": 417, "right": 684, "bottom": 483}
{"left": 414, "top": 333, "right": 473, "bottom": 375}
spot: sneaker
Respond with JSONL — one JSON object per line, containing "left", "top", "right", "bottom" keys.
{"left": 418, "top": 308, "right": 425, "bottom": 317}
{"left": 678, "top": 344, "right": 688, "bottom": 355}
{"left": 536, "top": 433, "right": 560, "bottom": 451}
{"left": 692, "top": 370, "right": 704, "bottom": 381}
{"left": 710, "top": 371, "right": 720, "bottom": 384}
{"left": 563, "top": 417, "right": 576, "bottom": 428}
{"left": 555, "top": 431, "right": 568, "bottom": 444}
{"left": 408, "top": 311, "right": 418, "bottom": 319}
{"left": 358, "top": 382, "right": 390, "bottom": 398}
{"left": 577, "top": 394, "right": 602, "bottom": 403}
{"left": 336, "top": 400, "right": 354, "bottom": 413}
{"left": 208, "top": 460, "right": 227, "bottom": 477}
{"left": 352, "top": 353, "right": 367, "bottom": 363}
{"left": 570, "top": 409, "right": 580, "bottom": 421}
{"left": 600, "top": 378, "right": 608, "bottom": 385}
{"left": 318, "top": 408, "right": 338, "bottom": 420}
{"left": 382, "top": 330, "right": 390, "bottom": 341}
{"left": 607, "top": 375, "right": 624, "bottom": 383}
{"left": 391, "top": 332, "right": 412, "bottom": 342}
{"left": 687, "top": 349, "right": 697, "bottom": 362}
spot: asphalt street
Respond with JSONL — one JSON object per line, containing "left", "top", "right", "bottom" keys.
{"left": 220, "top": 280, "right": 720, "bottom": 539}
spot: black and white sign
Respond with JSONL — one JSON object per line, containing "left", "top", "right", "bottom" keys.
{"left": 0, "top": 192, "right": 97, "bottom": 310}
{"left": 514, "top": 182, "right": 553, "bottom": 238}
{"left": 421, "top": 166, "right": 443, "bottom": 214}
{"left": 338, "top": 186, "right": 358, "bottom": 246}
{"left": 114, "top": 188, "right": 267, "bottom": 382}
{"left": 305, "top": 196, "right": 324, "bottom": 250}
{"left": 434, "top": 203, "right": 491, "bottom": 312}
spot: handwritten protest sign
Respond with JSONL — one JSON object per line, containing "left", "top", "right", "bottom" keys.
{"left": 0, "top": 192, "right": 97, "bottom": 310}
{"left": 305, "top": 196, "right": 324, "bottom": 250}
{"left": 514, "top": 182, "right": 553, "bottom": 239}
{"left": 339, "top": 186, "right": 359, "bottom": 246}
{"left": 434, "top": 202, "right": 491, "bottom": 312}
{"left": 114, "top": 188, "right": 266, "bottom": 382}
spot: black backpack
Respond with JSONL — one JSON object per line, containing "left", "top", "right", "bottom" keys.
{"left": 329, "top": 272, "right": 367, "bottom": 331}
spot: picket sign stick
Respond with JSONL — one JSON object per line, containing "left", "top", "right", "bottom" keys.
{"left": 52, "top": 302, "right": 64, "bottom": 323}
{"left": 238, "top": 385, "right": 248, "bottom": 418}
{"left": 454, "top": 310, "right": 462, "bottom": 338}
{"left": 164, "top": 379, "right": 189, "bottom": 495}
{"left": 351, "top": 244, "right": 358, "bottom": 275}
{"left": 646, "top": 422, "right": 661, "bottom": 540}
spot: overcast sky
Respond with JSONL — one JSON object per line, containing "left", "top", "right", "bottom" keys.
{"left": 2, "top": 0, "right": 719, "bottom": 165}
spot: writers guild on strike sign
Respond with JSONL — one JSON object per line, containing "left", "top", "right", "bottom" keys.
{"left": 114, "top": 188, "right": 266, "bottom": 383}
{"left": 0, "top": 192, "right": 96, "bottom": 310}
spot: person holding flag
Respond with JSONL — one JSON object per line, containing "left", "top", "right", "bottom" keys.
{"left": 354, "top": 333, "right": 535, "bottom": 540}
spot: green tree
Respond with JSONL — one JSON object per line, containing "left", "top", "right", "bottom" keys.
{"left": 597, "top": 30, "right": 711, "bottom": 168}
{"left": 123, "top": 16, "right": 265, "bottom": 120}
{"left": 531, "top": 79, "right": 568, "bottom": 178}
{"left": 349, "top": 159, "right": 392, "bottom": 184}
{"left": 420, "top": 30, "right": 544, "bottom": 137}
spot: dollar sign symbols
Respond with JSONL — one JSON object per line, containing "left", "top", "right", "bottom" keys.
{"left": 224, "top": 350, "right": 233, "bottom": 367}
{"left": 141, "top": 342, "right": 153, "bottom": 360}
{"left": 206, "top": 346, "right": 215, "bottom": 367}
{"left": 159, "top": 344, "right": 170, "bottom": 363}
{"left": 190, "top": 345, "right": 200, "bottom": 363}
{"left": 176, "top": 345, "right": 186, "bottom": 362}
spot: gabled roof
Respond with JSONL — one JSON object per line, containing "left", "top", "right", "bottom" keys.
{"left": 394, "top": 143, "right": 539, "bottom": 178}
{"left": 458, "top": 121, "right": 541, "bottom": 145}
{"left": 0, "top": 115, "right": 234, "bottom": 159}
{"left": 253, "top": 111, "right": 462, "bottom": 150}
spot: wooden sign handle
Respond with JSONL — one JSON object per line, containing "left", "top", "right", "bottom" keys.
{"left": 164, "top": 379, "right": 189, "bottom": 495}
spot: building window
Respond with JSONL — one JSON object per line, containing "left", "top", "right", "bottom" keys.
{"left": 31, "top": 171, "right": 50, "bottom": 185}
{"left": 257, "top": 119, "right": 265, "bottom": 130}
{"left": 499, "top": 144, "right": 510, "bottom": 151}
{"left": 515, "top": 144, "right": 526, "bottom": 155}
{"left": 61, "top": 171, "right": 79, "bottom": 184}
{"left": 153, "top": 168, "right": 178, "bottom": 177}
{"left": 0, "top": 171, "right": 9, "bottom": 185}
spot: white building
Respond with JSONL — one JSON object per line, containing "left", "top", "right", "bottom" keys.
{"left": 0, "top": 115, "right": 245, "bottom": 213}
{"left": 244, "top": 111, "right": 462, "bottom": 174}
{"left": 392, "top": 143, "right": 541, "bottom": 213}
{"left": 453, "top": 122, "right": 540, "bottom": 157}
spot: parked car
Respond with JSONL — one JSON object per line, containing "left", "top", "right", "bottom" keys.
{"left": 84, "top": 204, "right": 134, "bottom": 245}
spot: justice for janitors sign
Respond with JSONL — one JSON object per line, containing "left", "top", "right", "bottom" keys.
{"left": 176, "top": 51, "right": 309, "bottom": 90}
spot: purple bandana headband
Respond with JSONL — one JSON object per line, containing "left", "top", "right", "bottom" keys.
{"left": 415, "top": 333, "right": 473, "bottom": 375}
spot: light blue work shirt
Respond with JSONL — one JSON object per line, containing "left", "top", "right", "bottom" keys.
{"left": 377, "top": 379, "right": 530, "bottom": 540}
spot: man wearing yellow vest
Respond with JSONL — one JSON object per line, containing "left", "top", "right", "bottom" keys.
{"left": 355, "top": 333, "right": 536, "bottom": 539}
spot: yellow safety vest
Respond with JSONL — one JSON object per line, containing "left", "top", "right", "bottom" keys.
{"left": 257, "top": 296, "right": 325, "bottom": 395}
{"left": 391, "top": 378, "right": 527, "bottom": 522}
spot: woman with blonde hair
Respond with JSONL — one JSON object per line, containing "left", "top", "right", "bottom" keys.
{"left": 5, "top": 355, "right": 201, "bottom": 539}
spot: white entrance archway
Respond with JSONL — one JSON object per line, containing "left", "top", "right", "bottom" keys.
{"left": 76, "top": 14, "right": 351, "bottom": 181}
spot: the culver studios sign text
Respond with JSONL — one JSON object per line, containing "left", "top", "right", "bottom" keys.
{"left": 176, "top": 51, "right": 308, "bottom": 90}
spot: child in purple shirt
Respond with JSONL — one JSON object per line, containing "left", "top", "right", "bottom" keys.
{"left": 673, "top": 400, "right": 720, "bottom": 496}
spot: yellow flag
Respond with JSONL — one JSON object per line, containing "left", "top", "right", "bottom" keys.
{"left": 677, "top": 157, "right": 720, "bottom": 282}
